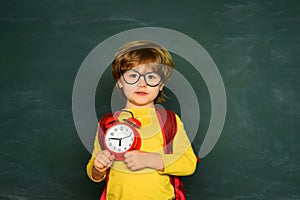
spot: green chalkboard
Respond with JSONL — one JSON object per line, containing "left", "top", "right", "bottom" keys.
{"left": 1, "top": 0, "right": 299, "bottom": 199}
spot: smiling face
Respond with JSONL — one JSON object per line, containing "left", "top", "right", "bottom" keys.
{"left": 117, "top": 63, "right": 164, "bottom": 108}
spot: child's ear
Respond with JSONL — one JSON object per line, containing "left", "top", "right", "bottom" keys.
{"left": 117, "top": 79, "right": 123, "bottom": 89}
{"left": 159, "top": 84, "right": 165, "bottom": 91}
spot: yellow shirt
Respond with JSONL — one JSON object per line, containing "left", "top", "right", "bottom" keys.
{"left": 86, "top": 107, "right": 197, "bottom": 200}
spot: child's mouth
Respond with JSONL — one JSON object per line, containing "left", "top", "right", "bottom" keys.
{"left": 135, "top": 92, "right": 147, "bottom": 96}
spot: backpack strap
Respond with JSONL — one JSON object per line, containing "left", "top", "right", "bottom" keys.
{"left": 99, "top": 168, "right": 109, "bottom": 200}
{"left": 155, "top": 107, "right": 177, "bottom": 154}
{"left": 156, "top": 107, "right": 187, "bottom": 200}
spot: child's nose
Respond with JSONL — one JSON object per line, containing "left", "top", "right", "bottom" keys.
{"left": 137, "top": 76, "right": 147, "bottom": 87}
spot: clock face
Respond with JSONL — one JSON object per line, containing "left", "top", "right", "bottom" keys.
{"left": 104, "top": 123, "right": 135, "bottom": 154}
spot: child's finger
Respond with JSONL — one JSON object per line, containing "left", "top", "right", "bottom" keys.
{"left": 102, "top": 150, "right": 115, "bottom": 161}
{"left": 102, "top": 150, "right": 112, "bottom": 157}
{"left": 96, "top": 152, "right": 113, "bottom": 166}
{"left": 98, "top": 157, "right": 111, "bottom": 166}
{"left": 124, "top": 150, "right": 139, "bottom": 158}
{"left": 110, "top": 154, "right": 115, "bottom": 161}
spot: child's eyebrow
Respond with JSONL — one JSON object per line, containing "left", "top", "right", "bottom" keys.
{"left": 129, "top": 69, "right": 159, "bottom": 74}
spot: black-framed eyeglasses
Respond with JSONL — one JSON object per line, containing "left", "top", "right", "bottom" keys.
{"left": 121, "top": 69, "right": 162, "bottom": 87}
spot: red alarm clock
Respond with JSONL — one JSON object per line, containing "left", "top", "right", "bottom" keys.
{"left": 103, "top": 110, "right": 142, "bottom": 161}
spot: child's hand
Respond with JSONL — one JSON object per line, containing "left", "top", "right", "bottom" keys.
{"left": 94, "top": 150, "right": 115, "bottom": 173}
{"left": 124, "top": 151, "right": 164, "bottom": 171}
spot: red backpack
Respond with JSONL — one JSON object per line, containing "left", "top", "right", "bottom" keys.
{"left": 97, "top": 107, "right": 188, "bottom": 200}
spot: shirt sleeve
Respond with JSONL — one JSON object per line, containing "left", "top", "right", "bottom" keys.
{"left": 86, "top": 127, "right": 107, "bottom": 182}
{"left": 158, "top": 115, "right": 197, "bottom": 176}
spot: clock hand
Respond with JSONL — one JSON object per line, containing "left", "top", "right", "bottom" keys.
{"left": 109, "top": 137, "right": 121, "bottom": 141}
{"left": 121, "top": 134, "right": 131, "bottom": 139}
{"left": 108, "top": 137, "right": 122, "bottom": 146}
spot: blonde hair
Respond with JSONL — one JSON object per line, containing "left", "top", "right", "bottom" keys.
{"left": 112, "top": 40, "right": 174, "bottom": 103}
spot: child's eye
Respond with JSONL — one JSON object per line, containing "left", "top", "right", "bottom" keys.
{"left": 148, "top": 75, "right": 156, "bottom": 79}
{"left": 146, "top": 73, "right": 159, "bottom": 79}
{"left": 129, "top": 74, "right": 138, "bottom": 78}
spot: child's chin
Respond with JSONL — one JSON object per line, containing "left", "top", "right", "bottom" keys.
{"left": 132, "top": 101, "right": 153, "bottom": 108}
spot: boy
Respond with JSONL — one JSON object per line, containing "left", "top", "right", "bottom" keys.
{"left": 86, "top": 40, "right": 197, "bottom": 200}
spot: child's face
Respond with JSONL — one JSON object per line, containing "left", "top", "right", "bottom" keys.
{"left": 117, "top": 63, "right": 164, "bottom": 108}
